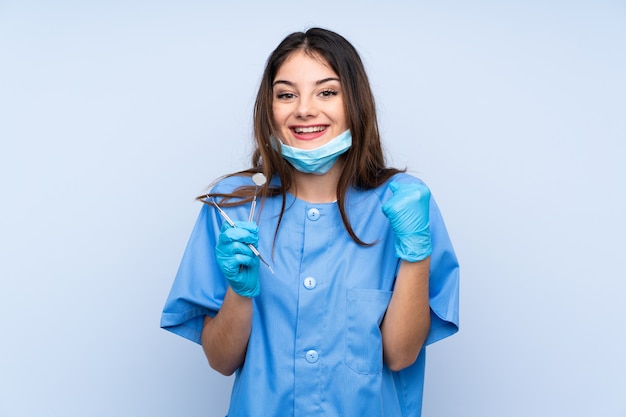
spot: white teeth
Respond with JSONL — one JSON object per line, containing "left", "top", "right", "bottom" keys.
{"left": 294, "top": 126, "right": 325, "bottom": 133}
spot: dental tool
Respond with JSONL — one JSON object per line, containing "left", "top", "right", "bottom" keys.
{"left": 210, "top": 197, "right": 275, "bottom": 275}
{"left": 248, "top": 173, "right": 267, "bottom": 222}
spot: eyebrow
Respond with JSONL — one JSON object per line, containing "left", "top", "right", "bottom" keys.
{"left": 272, "top": 77, "right": 341, "bottom": 87}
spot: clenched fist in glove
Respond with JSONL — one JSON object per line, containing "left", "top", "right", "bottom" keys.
{"left": 382, "top": 181, "right": 432, "bottom": 262}
{"left": 215, "top": 221, "right": 260, "bottom": 297}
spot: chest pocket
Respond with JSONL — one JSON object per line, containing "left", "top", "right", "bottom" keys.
{"left": 344, "top": 289, "right": 393, "bottom": 374}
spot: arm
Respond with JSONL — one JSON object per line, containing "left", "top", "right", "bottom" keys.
{"left": 381, "top": 180, "right": 434, "bottom": 371}
{"left": 203, "top": 220, "right": 260, "bottom": 375}
{"left": 201, "top": 287, "right": 253, "bottom": 375}
{"left": 380, "top": 258, "right": 431, "bottom": 371}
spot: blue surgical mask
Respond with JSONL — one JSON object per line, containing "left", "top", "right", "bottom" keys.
{"left": 273, "top": 129, "right": 352, "bottom": 175}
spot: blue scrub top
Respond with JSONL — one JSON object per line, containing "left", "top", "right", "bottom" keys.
{"left": 161, "top": 173, "right": 459, "bottom": 417}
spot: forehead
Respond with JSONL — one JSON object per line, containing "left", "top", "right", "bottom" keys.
{"left": 274, "top": 50, "right": 338, "bottom": 81}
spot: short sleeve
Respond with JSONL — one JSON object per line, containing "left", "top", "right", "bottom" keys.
{"left": 389, "top": 173, "right": 460, "bottom": 345}
{"left": 424, "top": 193, "right": 460, "bottom": 345}
{"left": 160, "top": 203, "right": 228, "bottom": 345}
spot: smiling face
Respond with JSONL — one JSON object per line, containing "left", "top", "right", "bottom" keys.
{"left": 272, "top": 50, "right": 349, "bottom": 150}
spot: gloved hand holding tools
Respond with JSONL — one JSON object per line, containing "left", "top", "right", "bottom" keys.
{"left": 215, "top": 220, "right": 260, "bottom": 297}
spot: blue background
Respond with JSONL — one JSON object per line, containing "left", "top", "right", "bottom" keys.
{"left": 1, "top": 1, "right": 625, "bottom": 416}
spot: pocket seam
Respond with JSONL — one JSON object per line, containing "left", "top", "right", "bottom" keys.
{"left": 344, "top": 289, "right": 393, "bottom": 374}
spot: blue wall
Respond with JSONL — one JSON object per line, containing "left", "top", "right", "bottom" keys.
{"left": 1, "top": 1, "right": 624, "bottom": 416}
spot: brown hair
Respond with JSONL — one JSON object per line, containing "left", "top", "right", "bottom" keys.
{"left": 200, "top": 27, "right": 403, "bottom": 245}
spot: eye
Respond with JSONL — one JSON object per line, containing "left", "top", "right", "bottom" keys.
{"left": 275, "top": 92, "right": 296, "bottom": 100}
{"left": 319, "top": 89, "right": 338, "bottom": 98}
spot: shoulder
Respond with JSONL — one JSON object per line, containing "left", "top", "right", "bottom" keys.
{"left": 210, "top": 174, "right": 255, "bottom": 194}
{"left": 388, "top": 172, "right": 427, "bottom": 187}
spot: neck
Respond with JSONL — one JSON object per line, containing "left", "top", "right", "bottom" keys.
{"left": 290, "top": 160, "right": 343, "bottom": 203}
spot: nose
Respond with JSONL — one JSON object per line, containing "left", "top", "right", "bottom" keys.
{"left": 295, "top": 96, "right": 317, "bottom": 119}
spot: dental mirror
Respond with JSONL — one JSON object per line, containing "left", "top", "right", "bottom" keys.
{"left": 248, "top": 173, "right": 267, "bottom": 222}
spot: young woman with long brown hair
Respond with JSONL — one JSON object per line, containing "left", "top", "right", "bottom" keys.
{"left": 162, "top": 27, "right": 459, "bottom": 417}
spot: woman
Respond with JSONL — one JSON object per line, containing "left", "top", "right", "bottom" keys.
{"left": 161, "top": 27, "right": 459, "bottom": 417}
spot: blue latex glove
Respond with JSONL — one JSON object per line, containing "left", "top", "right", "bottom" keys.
{"left": 215, "top": 220, "right": 260, "bottom": 297}
{"left": 381, "top": 181, "right": 432, "bottom": 262}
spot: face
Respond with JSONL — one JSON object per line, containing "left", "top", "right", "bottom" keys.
{"left": 272, "top": 51, "right": 348, "bottom": 150}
